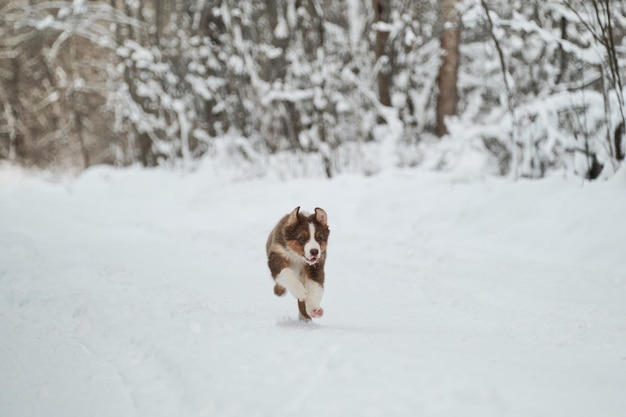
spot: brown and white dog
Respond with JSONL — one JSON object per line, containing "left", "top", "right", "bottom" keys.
{"left": 266, "top": 206, "right": 330, "bottom": 321}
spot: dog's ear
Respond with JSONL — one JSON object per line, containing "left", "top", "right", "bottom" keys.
{"left": 314, "top": 207, "right": 327, "bottom": 226}
{"left": 287, "top": 206, "right": 300, "bottom": 225}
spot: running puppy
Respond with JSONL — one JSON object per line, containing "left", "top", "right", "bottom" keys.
{"left": 266, "top": 206, "right": 330, "bottom": 321}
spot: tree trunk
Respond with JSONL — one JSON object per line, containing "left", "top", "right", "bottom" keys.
{"left": 436, "top": 0, "right": 461, "bottom": 137}
{"left": 373, "top": 0, "right": 391, "bottom": 107}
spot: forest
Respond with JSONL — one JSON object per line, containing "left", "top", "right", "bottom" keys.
{"left": 1, "top": 0, "right": 625, "bottom": 180}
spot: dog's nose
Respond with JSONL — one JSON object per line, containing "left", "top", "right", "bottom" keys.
{"left": 310, "top": 248, "right": 319, "bottom": 257}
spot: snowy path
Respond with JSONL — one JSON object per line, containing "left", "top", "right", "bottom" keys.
{"left": 1, "top": 167, "right": 625, "bottom": 417}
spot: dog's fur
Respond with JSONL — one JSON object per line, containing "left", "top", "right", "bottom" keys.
{"left": 266, "top": 206, "right": 330, "bottom": 321}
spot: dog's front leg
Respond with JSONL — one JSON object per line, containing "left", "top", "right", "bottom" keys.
{"left": 275, "top": 268, "right": 308, "bottom": 301}
{"left": 304, "top": 279, "right": 324, "bottom": 318}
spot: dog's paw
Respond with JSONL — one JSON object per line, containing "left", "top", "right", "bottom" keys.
{"left": 292, "top": 286, "right": 308, "bottom": 301}
{"left": 310, "top": 308, "right": 324, "bottom": 318}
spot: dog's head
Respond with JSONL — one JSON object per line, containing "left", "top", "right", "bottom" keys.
{"left": 284, "top": 206, "right": 330, "bottom": 265}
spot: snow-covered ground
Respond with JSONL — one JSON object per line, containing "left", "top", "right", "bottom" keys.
{"left": 1, "top": 164, "right": 625, "bottom": 417}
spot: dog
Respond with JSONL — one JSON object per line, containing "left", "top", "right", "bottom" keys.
{"left": 266, "top": 206, "right": 330, "bottom": 321}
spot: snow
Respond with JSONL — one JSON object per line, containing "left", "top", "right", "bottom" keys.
{"left": 1, "top": 164, "right": 625, "bottom": 417}
{"left": 274, "top": 15, "right": 289, "bottom": 39}
{"left": 346, "top": 0, "right": 362, "bottom": 50}
{"left": 372, "top": 21, "right": 395, "bottom": 33}
{"left": 35, "top": 15, "right": 55, "bottom": 30}
{"left": 261, "top": 88, "right": 315, "bottom": 106}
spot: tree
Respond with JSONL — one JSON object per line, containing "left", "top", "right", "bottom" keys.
{"left": 436, "top": 0, "right": 461, "bottom": 137}
{"left": 0, "top": 1, "right": 132, "bottom": 169}
{"left": 373, "top": 0, "right": 392, "bottom": 107}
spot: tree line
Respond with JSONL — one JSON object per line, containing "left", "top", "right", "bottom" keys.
{"left": 0, "top": 0, "right": 624, "bottom": 179}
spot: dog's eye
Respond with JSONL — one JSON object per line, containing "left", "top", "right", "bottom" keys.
{"left": 316, "top": 236, "right": 323, "bottom": 243}
{"left": 298, "top": 236, "right": 307, "bottom": 244}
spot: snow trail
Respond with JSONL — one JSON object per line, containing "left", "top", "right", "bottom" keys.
{"left": 1, "top": 166, "right": 625, "bottom": 417}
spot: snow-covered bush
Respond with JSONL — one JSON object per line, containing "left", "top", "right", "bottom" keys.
{"left": 458, "top": 0, "right": 626, "bottom": 179}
